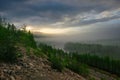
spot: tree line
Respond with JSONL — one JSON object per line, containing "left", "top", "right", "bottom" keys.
{"left": 64, "top": 42, "right": 120, "bottom": 59}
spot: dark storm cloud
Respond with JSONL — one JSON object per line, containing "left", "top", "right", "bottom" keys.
{"left": 0, "top": 0, "right": 120, "bottom": 26}
{"left": 0, "top": 0, "right": 77, "bottom": 24}
{"left": 22, "top": 1, "right": 76, "bottom": 20}
{"left": 0, "top": 0, "right": 26, "bottom": 11}
{"left": 29, "top": 2, "right": 74, "bottom": 12}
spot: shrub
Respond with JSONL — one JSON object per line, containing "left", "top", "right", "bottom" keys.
{"left": 33, "top": 48, "right": 45, "bottom": 57}
{"left": 0, "top": 44, "right": 17, "bottom": 62}
{"left": 89, "top": 77, "right": 96, "bottom": 80}
{"left": 67, "top": 60, "right": 89, "bottom": 77}
{"left": 101, "top": 78, "right": 106, "bottom": 80}
{"left": 0, "top": 25, "right": 17, "bottom": 62}
{"left": 50, "top": 57, "right": 64, "bottom": 72}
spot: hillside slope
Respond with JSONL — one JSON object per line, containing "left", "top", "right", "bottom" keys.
{"left": 0, "top": 46, "right": 85, "bottom": 80}
{"left": 0, "top": 46, "right": 119, "bottom": 80}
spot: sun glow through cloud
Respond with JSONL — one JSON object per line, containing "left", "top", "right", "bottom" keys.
{"left": 26, "top": 26, "right": 33, "bottom": 31}
{"left": 39, "top": 28, "right": 69, "bottom": 34}
{"left": 26, "top": 25, "right": 72, "bottom": 34}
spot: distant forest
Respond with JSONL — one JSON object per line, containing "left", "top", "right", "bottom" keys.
{"left": 64, "top": 42, "right": 120, "bottom": 59}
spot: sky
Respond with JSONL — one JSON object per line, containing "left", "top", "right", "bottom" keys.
{"left": 0, "top": 0, "right": 120, "bottom": 42}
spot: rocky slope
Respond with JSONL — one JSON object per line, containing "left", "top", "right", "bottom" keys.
{"left": 0, "top": 46, "right": 119, "bottom": 80}
{"left": 0, "top": 47, "right": 86, "bottom": 80}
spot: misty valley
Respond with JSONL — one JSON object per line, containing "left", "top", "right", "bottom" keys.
{"left": 35, "top": 35, "right": 120, "bottom": 59}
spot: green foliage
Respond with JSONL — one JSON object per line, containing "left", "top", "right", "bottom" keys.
{"left": 116, "top": 78, "right": 120, "bottom": 80}
{"left": 50, "top": 57, "right": 64, "bottom": 72}
{"left": 0, "top": 22, "right": 17, "bottom": 62}
{"left": 64, "top": 42, "right": 120, "bottom": 76}
{"left": 16, "top": 30, "right": 36, "bottom": 48}
{"left": 67, "top": 60, "right": 89, "bottom": 76}
{"left": 89, "top": 77, "right": 96, "bottom": 80}
{"left": 101, "top": 78, "right": 106, "bottom": 80}
{"left": 38, "top": 43, "right": 66, "bottom": 71}
{"left": 0, "top": 18, "right": 36, "bottom": 62}
{"left": 26, "top": 47, "right": 31, "bottom": 56}
{"left": 16, "top": 51, "right": 23, "bottom": 58}
{"left": 38, "top": 43, "right": 89, "bottom": 76}
{"left": 38, "top": 43, "right": 120, "bottom": 77}
{"left": 33, "top": 48, "right": 45, "bottom": 57}
{"left": 72, "top": 53, "right": 120, "bottom": 76}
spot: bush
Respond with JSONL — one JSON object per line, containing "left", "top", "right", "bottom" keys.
{"left": 101, "top": 78, "right": 106, "bottom": 80}
{"left": 0, "top": 44, "right": 17, "bottom": 62}
{"left": 89, "top": 77, "right": 96, "bottom": 80}
{"left": 67, "top": 60, "right": 89, "bottom": 76}
{"left": 33, "top": 48, "right": 45, "bottom": 57}
{"left": 0, "top": 25, "right": 17, "bottom": 62}
{"left": 50, "top": 57, "right": 64, "bottom": 72}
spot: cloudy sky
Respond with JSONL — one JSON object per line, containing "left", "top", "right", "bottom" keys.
{"left": 0, "top": 0, "right": 120, "bottom": 41}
